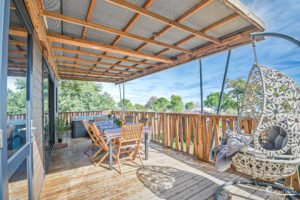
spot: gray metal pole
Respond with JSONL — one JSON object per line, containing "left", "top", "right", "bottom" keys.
{"left": 217, "top": 50, "right": 231, "bottom": 114}
{"left": 119, "top": 84, "right": 122, "bottom": 110}
{"left": 123, "top": 83, "right": 125, "bottom": 111}
{"left": 199, "top": 59, "right": 204, "bottom": 114}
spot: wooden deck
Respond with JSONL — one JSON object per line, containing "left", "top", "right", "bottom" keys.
{"left": 40, "top": 136, "right": 289, "bottom": 200}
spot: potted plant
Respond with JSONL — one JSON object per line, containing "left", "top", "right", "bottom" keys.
{"left": 55, "top": 117, "right": 68, "bottom": 143}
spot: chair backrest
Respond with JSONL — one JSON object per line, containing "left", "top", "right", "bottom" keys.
{"left": 89, "top": 123, "right": 109, "bottom": 151}
{"left": 82, "top": 120, "right": 99, "bottom": 144}
{"left": 125, "top": 116, "right": 134, "bottom": 123}
{"left": 139, "top": 117, "right": 148, "bottom": 125}
{"left": 94, "top": 116, "right": 108, "bottom": 122}
{"left": 121, "top": 123, "right": 143, "bottom": 143}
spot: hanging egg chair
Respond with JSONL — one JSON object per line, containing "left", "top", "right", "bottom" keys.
{"left": 215, "top": 32, "right": 300, "bottom": 200}
{"left": 232, "top": 63, "right": 300, "bottom": 181}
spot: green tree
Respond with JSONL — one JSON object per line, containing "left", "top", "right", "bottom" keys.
{"left": 204, "top": 92, "right": 236, "bottom": 112}
{"left": 185, "top": 102, "right": 195, "bottom": 111}
{"left": 226, "top": 77, "right": 246, "bottom": 114}
{"left": 7, "top": 79, "right": 26, "bottom": 114}
{"left": 153, "top": 97, "right": 170, "bottom": 112}
{"left": 134, "top": 103, "right": 145, "bottom": 111}
{"left": 59, "top": 80, "right": 115, "bottom": 112}
{"left": 168, "top": 95, "right": 184, "bottom": 112}
{"left": 118, "top": 99, "right": 134, "bottom": 110}
{"left": 145, "top": 96, "right": 157, "bottom": 111}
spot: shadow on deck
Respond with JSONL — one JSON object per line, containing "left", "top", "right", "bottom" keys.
{"left": 40, "top": 136, "right": 289, "bottom": 200}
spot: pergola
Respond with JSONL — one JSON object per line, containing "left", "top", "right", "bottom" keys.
{"left": 9, "top": 0, "right": 264, "bottom": 83}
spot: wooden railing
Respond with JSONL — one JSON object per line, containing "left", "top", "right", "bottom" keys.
{"left": 114, "top": 111, "right": 254, "bottom": 162}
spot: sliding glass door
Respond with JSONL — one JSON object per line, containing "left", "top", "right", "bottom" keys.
{"left": 0, "top": 0, "right": 33, "bottom": 199}
{"left": 43, "top": 60, "right": 55, "bottom": 171}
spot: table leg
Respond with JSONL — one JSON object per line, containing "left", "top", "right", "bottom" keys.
{"left": 109, "top": 139, "right": 113, "bottom": 170}
{"left": 145, "top": 133, "right": 149, "bottom": 160}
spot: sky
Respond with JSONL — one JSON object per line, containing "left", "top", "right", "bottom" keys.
{"left": 99, "top": 0, "right": 300, "bottom": 106}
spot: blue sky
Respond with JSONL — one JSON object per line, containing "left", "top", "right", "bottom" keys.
{"left": 101, "top": 0, "right": 300, "bottom": 105}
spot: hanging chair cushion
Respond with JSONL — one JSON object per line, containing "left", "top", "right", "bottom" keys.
{"left": 215, "top": 132, "right": 248, "bottom": 172}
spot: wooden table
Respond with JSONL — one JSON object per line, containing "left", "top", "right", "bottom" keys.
{"left": 96, "top": 121, "right": 150, "bottom": 170}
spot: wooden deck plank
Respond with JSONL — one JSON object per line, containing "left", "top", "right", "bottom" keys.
{"left": 40, "top": 136, "right": 290, "bottom": 200}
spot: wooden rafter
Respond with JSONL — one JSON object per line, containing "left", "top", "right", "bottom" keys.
{"left": 52, "top": 46, "right": 159, "bottom": 67}
{"left": 106, "top": 0, "right": 221, "bottom": 44}
{"left": 156, "top": 13, "right": 241, "bottom": 56}
{"left": 58, "top": 68, "right": 129, "bottom": 78}
{"left": 56, "top": 62, "right": 135, "bottom": 74}
{"left": 59, "top": 71, "right": 123, "bottom": 79}
{"left": 25, "top": 0, "right": 59, "bottom": 78}
{"left": 114, "top": 0, "right": 212, "bottom": 74}
{"left": 9, "top": 40, "right": 27, "bottom": 46}
{"left": 116, "top": 26, "right": 259, "bottom": 83}
{"left": 56, "top": 61, "right": 142, "bottom": 71}
{"left": 47, "top": 33, "right": 172, "bottom": 63}
{"left": 42, "top": 11, "right": 192, "bottom": 54}
{"left": 9, "top": 27, "right": 27, "bottom": 37}
{"left": 54, "top": 56, "right": 144, "bottom": 70}
{"left": 9, "top": 50, "right": 27, "bottom": 55}
{"left": 60, "top": 75, "right": 116, "bottom": 83}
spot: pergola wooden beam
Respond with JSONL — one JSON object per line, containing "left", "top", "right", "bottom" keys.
{"left": 104, "top": 0, "right": 155, "bottom": 72}
{"left": 60, "top": 75, "right": 116, "bottom": 83}
{"left": 106, "top": 0, "right": 221, "bottom": 44}
{"left": 47, "top": 33, "right": 172, "bottom": 63}
{"left": 25, "top": 0, "right": 59, "bottom": 78}
{"left": 59, "top": 70, "right": 123, "bottom": 79}
{"left": 9, "top": 27, "right": 27, "bottom": 37}
{"left": 54, "top": 56, "right": 145, "bottom": 70}
{"left": 42, "top": 10, "right": 192, "bottom": 54}
{"left": 9, "top": 50, "right": 27, "bottom": 55}
{"left": 56, "top": 62, "right": 134, "bottom": 74}
{"left": 58, "top": 67, "right": 129, "bottom": 78}
{"left": 51, "top": 46, "right": 159, "bottom": 67}
{"left": 9, "top": 40, "right": 27, "bottom": 46}
{"left": 116, "top": 26, "right": 259, "bottom": 83}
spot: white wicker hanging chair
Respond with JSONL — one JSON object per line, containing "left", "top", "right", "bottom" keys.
{"left": 231, "top": 63, "right": 300, "bottom": 181}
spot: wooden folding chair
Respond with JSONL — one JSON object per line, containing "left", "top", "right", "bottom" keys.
{"left": 89, "top": 123, "right": 118, "bottom": 166}
{"left": 82, "top": 120, "right": 103, "bottom": 161}
{"left": 115, "top": 123, "right": 144, "bottom": 174}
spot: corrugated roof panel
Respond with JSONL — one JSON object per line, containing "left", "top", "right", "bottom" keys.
{"left": 148, "top": 0, "right": 200, "bottom": 21}
{"left": 91, "top": 0, "right": 135, "bottom": 30}
{"left": 181, "top": 0, "right": 234, "bottom": 31}
{"left": 62, "top": 21, "right": 84, "bottom": 39}
{"left": 62, "top": 0, "right": 90, "bottom": 20}
{"left": 156, "top": 28, "right": 191, "bottom": 45}
{"left": 100, "top": 58, "right": 119, "bottom": 65}
{"left": 207, "top": 17, "right": 252, "bottom": 38}
{"left": 179, "top": 37, "right": 207, "bottom": 50}
{"left": 116, "top": 37, "right": 144, "bottom": 51}
{"left": 159, "top": 50, "right": 180, "bottom": 58}
{"left": 128, "top": 15, "right": 166, "bottom": 38}
{"left": 85, "top": 27, "right": 116, "bottom": 45}
{"left": 140, "top": 44, "right": 165, "bottom": 55}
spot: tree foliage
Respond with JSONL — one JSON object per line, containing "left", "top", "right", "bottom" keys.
{"left": 7, "top": 79, "right": 26, "bottom": 115}
{"left": 204, "top": 92, "right": 237, "bottom": 112}
{"left": 117, "top": 99, "right": 134, "bottom": 110}
{"left": 153, "top": 97, "right": 170, "bottom": 112}
{"left": 185, "top": 102, "right": 195, "bottom": 111}
{"left": 168, "top": 95, "right": 184, "bottom": 112}
{"left": 226, "top": 77, "right": 246, "bottom": 114}
{"left": 59, "top": 80, "right": 115, "bottom": 112}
